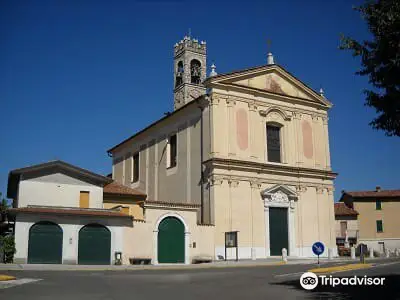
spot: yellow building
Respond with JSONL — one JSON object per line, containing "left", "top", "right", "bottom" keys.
{"left": 340, "top": 187, "right": 400, "bottom": 254}
{"left": 107, "top": 35, "right": 338, "bottom": 263}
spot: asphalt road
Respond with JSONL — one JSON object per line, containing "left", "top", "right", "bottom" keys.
{"left": 1, "top": 260, "right": 399, "bottom": 300}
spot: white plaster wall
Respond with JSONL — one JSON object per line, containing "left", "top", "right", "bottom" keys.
{"left": 18, "top": 174, "right": 103, "bottom": 209}
{"left": 359, "top": 239, "right": 400, "bottom": 254}
{"left": 123, "top": 207, "right": 215, "bottom": 265}
{"left": 14, "top": 214, "right": 124, "bottom": 264}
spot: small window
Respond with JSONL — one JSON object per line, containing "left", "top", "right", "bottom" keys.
{"left": 376, "top": 200, "right": 382, "bottom": 210}
{"left": 79, "top": 191, "right": 90, "bottom": 208}
{"left": 132, "top": 153, "right": 139, "bottom": 182}
{"left": 266, "top": 125, "right": 281, "bottom": 163}
{"left": 167, "top": 134, "right": 177, "bottom": 168}
{"left": 376, "top": 220, "right": 383, "bottom": 233}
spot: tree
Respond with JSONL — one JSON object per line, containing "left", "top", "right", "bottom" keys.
{"left": 340, "top": 0, "right": 400, "bottom": 136}
{"left": 0, "top": 193, "right": 9, "bottom": 223}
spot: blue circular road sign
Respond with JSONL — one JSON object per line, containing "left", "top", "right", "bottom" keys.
{"left": 312, "top": 242, "right": 325, "bottom": 256}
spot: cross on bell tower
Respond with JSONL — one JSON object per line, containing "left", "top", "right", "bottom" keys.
{"left": 173, "top": 35, "right": 207, "bottom": 110}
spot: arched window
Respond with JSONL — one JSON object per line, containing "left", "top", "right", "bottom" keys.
{"left": 190, "top": 59, "right": 201, "bottom": 84}
{"left": 175, "top": 61, "right": 184, "bottom": 87}
{"left": 266, "top": 124, "right": 282, "bottom": 163}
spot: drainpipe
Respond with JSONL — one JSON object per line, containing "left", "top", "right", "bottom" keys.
{"left": 197, "top": 97, "right": 205, "bottom": 224}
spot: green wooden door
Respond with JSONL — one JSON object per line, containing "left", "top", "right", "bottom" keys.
{"left": 28, "top": 222, "right": 63, "bottom": 264}
{"left": 269, "top": 207, "right": 289, "bottom": 256}
{"left": 78, "top": 224, "right": 111, "bottom": 265}
{"left": 158, "top": 217, "right": 185, "bottom": 263}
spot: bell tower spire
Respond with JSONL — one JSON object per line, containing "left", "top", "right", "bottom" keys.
{"left": 173, "top": 35, "right": 207, "bottom": 110}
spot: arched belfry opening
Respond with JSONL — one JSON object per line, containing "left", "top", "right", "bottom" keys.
{"left": 190, "top": 59, "right": 201, "bottom": 84}
{"left": 175, "top": 61, "right": 184, "bottom": 87}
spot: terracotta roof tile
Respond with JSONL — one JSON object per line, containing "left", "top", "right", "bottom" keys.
{"left": 334, "top": 203, "right": 358, "bottom": 216}
{"left": 9, "top": 207, "right": 132, "bottom": 218}
{"left": 345, "top": 190, "right": 400, "bottom": 198}
{"left": 103, "top": 181, "right": 146, "bottom": 197}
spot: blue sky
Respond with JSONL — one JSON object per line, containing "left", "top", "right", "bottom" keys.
{"left": 1, "top": 0, "right": 399, "bottom": 201}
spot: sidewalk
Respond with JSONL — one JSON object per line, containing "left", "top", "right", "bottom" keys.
{"left": 0, "top": 256, "right": 380, "bottom": 272}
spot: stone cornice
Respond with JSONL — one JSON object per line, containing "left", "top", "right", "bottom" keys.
{"left": 210, "top": 92, "right": 328, "bottom": 119}
{"left": 212, "top": 83, "right": 329, "bottom": 110}
{"left": 204, "top": 157, "right": 337, "bottom": 181}
{"left": 209, "top": 174, "right": 334, "bottom": 191}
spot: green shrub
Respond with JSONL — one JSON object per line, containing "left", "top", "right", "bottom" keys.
{"left": 0, "top": 235, "right": 16, "bottom": 263}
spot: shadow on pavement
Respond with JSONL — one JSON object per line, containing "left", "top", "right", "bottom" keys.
{"left": 272, "top": 274, "right": 400, "bottom": 299}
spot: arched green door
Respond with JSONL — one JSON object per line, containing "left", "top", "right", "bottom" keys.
{"left": 78, "top": 224, "right": 111, "bottom": 265}
{"left": 158, "top": 217, "right": 185, "bottom": 263}
{"left": 28, "top": 221, "right": 63, "bottom": 264}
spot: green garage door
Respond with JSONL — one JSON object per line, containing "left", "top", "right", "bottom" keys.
{"left": 28, "top": 221, "right": 63, "bottom": 264}
{"left": 78, "top": 224, "right": 111, "bottom": 265}
{"left": 269, "top": 207, "right": 289, "bottom": 256}
{"left": 158, "top": 217, "right": 184, "bottom": 263}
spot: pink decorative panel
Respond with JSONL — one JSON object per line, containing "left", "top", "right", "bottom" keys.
{"left": 302, "top": 120, "right": 313, "bottom": 159}
{"left": 236, "top": 108, "right": 249, "bottom": 151}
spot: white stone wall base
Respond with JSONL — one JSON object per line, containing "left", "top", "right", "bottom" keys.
{"left": 215, "top": 246, "right": 338, "bottom": 260}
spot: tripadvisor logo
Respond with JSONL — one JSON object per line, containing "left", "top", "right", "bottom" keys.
{"left": 300, "top": 272, "right": 385, "bottom": 290}
{"left": 300, "top": 272, "right": 318, "bottom": 290}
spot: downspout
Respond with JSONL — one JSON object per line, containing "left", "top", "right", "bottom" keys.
{"left": 198, "top": 99, "right": 205, "bottom": 224}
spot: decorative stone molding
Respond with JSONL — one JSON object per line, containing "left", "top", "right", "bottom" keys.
{"left": 210, "top": 176, "right": 224, "bottom": 186}
{"left": 228, "top": 179, "right": 239, "bottom": 188}
{"left": 293, "top": 112, "right": 302, "bottom": 120}
{"left": 250, "top": 180, "right": 262, "bottom": 189}
{"left": 226, "top": 98, "right": 237, "bottom": 107}
{"left": 259, "top": 106, "right": 292, "bottom": 121}
{"left": 248, "top": 102, "right": 258, "bottom": 112}
{"left": 296, "top": 185, "right": 308, "bottom": 193}
{"left": 316, "top": 185, "right": 325, "bottom": 194}
{"left": 261, "top": 184, "right": 298, "bottom": 208}
{"left": 311, "top": 114, "right": 319, "bottom": 123}
{"left": 209, "top": 95, "right": 220, "bottom": 106}
{"left": 322, "top": 116, "right": 329, "bottom": 125}
{"left": 326, "top": 186, "right": 334, "bottom": 195}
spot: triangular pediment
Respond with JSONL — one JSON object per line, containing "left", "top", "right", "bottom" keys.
{"left": 207, "top": 65, "right": 331, "bottom": 107}
{"left": 261, "top": 184, "right": 298, "bottom": 201}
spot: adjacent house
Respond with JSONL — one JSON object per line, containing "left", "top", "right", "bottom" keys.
{"left": 340, "top": 187, "right": 400, "bottom": 254}
{"left": 7, "top": 161, "right": 141, "bottom": 265}
{"left": 334, "top": 202, "right": 359, "bottom": 251}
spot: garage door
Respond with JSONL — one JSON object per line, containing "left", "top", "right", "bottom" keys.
{"left": 78, "top": 224, "right": 111, "bottom": 265}
{"left": 28, "top": 221, "right": 63, "bottom": 264}
{"left": 157, "top": 217, "right": 185, "bottom": 263}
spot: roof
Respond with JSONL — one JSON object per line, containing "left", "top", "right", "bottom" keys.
{"left": 7, "top": 160, "right": 113, "bottom": 199}
{"left": 334, "top": 203, "right": 358, "bottom": 216}
{"left": 103, "top": 181, "right": 146, "bottom": 198}
{"left": 342, "top": 189, "right": 400, "bottom": 199}
{"left": 8, "top": 206, "right": 132, "bottom": 219}
{"left": 107, "top": 96, "right": 207, "bottom": 154}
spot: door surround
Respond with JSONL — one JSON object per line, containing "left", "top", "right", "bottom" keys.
{"left": 261, "top": 185, "right": 298, "bottom": 257}
{"left": 153, "top": 213, "right": 190, "bottom": 264}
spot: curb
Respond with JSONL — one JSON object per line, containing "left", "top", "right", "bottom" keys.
{"left": 308, "top": 263, "right": 372, "bottom": 274}
{"left": 0, "top": 261, "right": 288, "bottom": 272}
{"left": 0, "top": 275, "right": 16, "bottom": 281}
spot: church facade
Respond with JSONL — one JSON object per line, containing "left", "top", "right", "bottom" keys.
{"left": 107, "top": 36, "right": 338, "bottom": 263}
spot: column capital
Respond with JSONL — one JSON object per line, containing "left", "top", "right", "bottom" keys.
{"left": 296, "top": 185, "right": 307, "bottom": 193}
{"left": 248, "top": 101, "right": 258, "bottom": 112}
{"left": 228, "top": 179, "right": 239, "bottom": 188}
{"left": 250, "top": 180, "right": 262, "bottom": 189}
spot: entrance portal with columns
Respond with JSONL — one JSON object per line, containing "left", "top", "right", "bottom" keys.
{"left": 261, "top": 185, "right": 298, "bottom": 257}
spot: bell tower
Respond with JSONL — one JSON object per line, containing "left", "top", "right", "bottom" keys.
{"left": 173, "top": 36, "right": 207, "bottom": 110}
